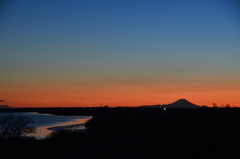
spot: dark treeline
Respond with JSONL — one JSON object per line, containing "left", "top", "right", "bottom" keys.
{"left": 0, "top": 107, "right": 169, "bottom": 116}
{"left": 1, "top": 106, "right": 240, "bottom": 116}
{"left": 1, "top": 107, "right": 240, "bottom": 158}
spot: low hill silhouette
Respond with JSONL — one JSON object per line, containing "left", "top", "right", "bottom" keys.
{"left": 0, "top": 105, "right": 10, "bottom": 108}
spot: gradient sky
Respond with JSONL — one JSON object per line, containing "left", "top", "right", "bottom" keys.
{"left": 1, "top": 0, "right": 240, "bottom": 107}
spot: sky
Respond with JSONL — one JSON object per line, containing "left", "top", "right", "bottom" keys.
{"left": 0, "top": 0, "right": 240, "bottom": 107}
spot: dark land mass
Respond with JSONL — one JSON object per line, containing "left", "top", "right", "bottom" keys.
{"left": 1, "top": 107, "right": 240, "bottom": 158}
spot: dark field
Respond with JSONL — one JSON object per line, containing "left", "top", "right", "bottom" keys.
{"left": 1, "top": 107, "right": 240, "bottom": 159}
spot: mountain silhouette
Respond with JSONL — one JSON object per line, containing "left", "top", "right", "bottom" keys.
{"left": 164, "top": 99, "right": 199, "bottom": 108}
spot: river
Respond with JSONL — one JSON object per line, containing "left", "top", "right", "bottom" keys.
{"left": 0, "top": 112, "right": 92, "bottom": 139}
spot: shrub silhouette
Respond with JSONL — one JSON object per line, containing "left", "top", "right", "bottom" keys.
{"left": 0, "top": 115, "right": 35, "bottom": 143}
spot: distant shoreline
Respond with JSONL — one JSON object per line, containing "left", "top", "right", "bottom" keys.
{"left": 47, "top": 123, "right": 86, "bottom": 131}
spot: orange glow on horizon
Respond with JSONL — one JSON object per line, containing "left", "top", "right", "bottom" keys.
{"left": 1, "top": 81, "right": 240, "bottom": 108}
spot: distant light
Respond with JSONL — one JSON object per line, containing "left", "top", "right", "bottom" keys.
{"left": 164, "top": 108, "right": 166, "bottom": 111}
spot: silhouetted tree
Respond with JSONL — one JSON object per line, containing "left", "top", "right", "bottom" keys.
{"left": 212, "top": 103, "right": 217, "bottom": 107}
{"left": 225, "top": 104, "right": 230, "bottom": 108}
{"left": 0, "top": 115, "right": 35, "bottom": 143}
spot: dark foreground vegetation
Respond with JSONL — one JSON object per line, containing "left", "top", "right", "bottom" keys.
{"left": 1, "top": 107, "right": 240, "bottom": 158}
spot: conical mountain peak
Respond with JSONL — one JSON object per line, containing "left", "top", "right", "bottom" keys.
{"left": 172, "top": 99, "right": 192, "bottom": 104}
{"left": 166, "top": 99, "right": 199, "bottom": 108}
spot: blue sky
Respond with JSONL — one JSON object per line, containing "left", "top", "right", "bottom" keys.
{"left": 1, "top": 0, "right": 240, "bottom": 107}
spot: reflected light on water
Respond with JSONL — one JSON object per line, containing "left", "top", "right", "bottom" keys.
{"left": 29, "top": 118, "right": 91, "bottom": 139}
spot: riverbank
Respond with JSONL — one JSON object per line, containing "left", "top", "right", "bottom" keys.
{"left": 47, "top": 123, "right": 86, "bottom": 131}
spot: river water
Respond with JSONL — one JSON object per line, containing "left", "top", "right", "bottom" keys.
{"left": 0, "top": 112, "right": 92, "bottom": 139}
